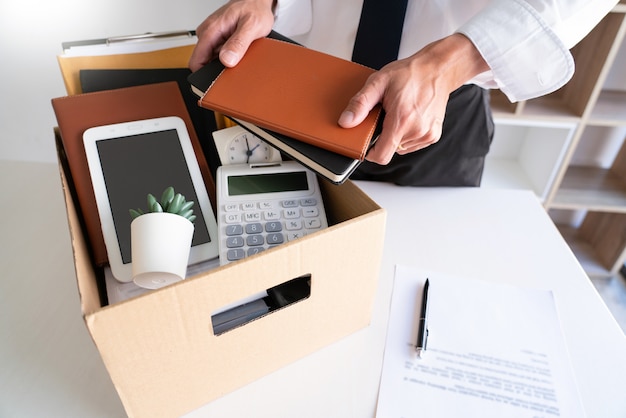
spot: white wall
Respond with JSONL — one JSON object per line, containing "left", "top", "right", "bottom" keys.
{"left": 0, "top": 0, "right": 227, "bottom": 163}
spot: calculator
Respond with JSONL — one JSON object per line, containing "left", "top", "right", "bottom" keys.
{"left": 216, "top": 161, "right": 328, "bottom": 265}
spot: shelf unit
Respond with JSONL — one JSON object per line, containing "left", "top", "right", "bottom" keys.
{"left": 482, "top": 117, "right": 576, "bottom": 202}
{"left": 482, "top": 2, "right": 626, "bottom": 278}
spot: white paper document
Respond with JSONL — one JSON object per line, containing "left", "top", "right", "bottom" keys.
{"left": 61, "top": 32, "right": 197, "bottom": 57}
{"left": 376, "top": 265, "right": 585, "bottom": 418}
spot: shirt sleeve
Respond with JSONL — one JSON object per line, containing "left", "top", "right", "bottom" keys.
{"left": 272, "top": 0, "right": 312, "bottom": 37}
{"left": 457, "top": 0, "right": 618, "bottom": 102}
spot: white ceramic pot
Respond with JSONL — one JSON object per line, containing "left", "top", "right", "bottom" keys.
{"left": 130, "top": 212, "right": 194, "bottom": 289}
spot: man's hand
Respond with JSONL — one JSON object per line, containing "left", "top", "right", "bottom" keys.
{"left": 189, "top": 0, "right": 276, "bottom": 71}
{"left": 338, "top": 33, "right": 489, "bottom": 165}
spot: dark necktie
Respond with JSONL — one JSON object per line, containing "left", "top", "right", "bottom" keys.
{"left": 351, "top": 0, "right": 409, "bottom": 70}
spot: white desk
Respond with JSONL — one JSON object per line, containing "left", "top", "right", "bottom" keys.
{"left": 191, "top": 182, "right": 626, "bottom": 418}
{"left": 2, "top": 164, "right": 625, "bottom": 417}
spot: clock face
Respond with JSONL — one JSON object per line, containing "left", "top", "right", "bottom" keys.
{"left": 212, "top": 125, "right": 281, "bottom": 166}
{"left": 227, "top": 132, "right": 277, "bottom": 164}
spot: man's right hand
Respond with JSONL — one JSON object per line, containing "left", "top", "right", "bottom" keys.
{"left": 189, "top": 0, "right": 277, "bottom": 71}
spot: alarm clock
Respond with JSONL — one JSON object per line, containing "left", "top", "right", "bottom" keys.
{"left": 212, "top": 125, "right": 282, "bottom": 165}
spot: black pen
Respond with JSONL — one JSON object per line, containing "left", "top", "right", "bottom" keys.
{"left": 416, "top": 278, "right": 430, "bottom": 358}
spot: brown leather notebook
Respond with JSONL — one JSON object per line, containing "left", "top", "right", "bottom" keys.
{"left": 52, "top": 82, "right": 215, "bottom": 266}
{"left": 193, "top": 37, "right": 383, "bottom": 161}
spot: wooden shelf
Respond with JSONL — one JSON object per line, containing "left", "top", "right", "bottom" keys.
{"left": 481, "top": 9, "right": 626, "bottom": 277}
{"left": 484, "top": 118, "right": 575, "bottom": 201}
{"left": 589, "top": 90, "right": 626, "bottom": 125}
{"left": 555, "top": 209, "right": 626, "bottom": 277}
{"left": 551, "top": 166, "right": 626, "bottom": 211}
{"left": 556, "top": 224, "right": 614, "bottom": 278}
{"left": 521, "top": 96, "right": 583, "bottom": 119}
{"left": 489, "top": 90, "right": 517, "bottom": 115}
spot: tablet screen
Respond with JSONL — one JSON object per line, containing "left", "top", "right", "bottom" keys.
{"left": 96, "top": 128, "right": 211, "bottom": 264}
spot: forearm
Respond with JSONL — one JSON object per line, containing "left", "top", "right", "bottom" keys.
{"left": 458, "top": 0, "right": 617, "bottom": 102}
{"left": 413, "top": 33, "right": 490, "bottom": 94}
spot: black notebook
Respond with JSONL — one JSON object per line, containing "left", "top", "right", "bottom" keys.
{"left": 225, "top": 117, "right": 364, "bottom": 184}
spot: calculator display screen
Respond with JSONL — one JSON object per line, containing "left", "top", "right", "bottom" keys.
{"left": 227, "top": 171, "right": 308, "bottom": 196}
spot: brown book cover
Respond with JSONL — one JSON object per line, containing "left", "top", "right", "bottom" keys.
{"left": 193, "top": 37, "right": 383, "bottom": 161}
{"left": 52, "top": 81, "right": 215, "bottom": 266}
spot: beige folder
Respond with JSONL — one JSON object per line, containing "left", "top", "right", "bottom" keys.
{"left": 57, "top": 32, "right": 196, "bottom": 95}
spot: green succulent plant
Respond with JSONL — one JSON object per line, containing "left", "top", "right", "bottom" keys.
{"left": 129, "top": 186, "right": 196, "bottom": 223}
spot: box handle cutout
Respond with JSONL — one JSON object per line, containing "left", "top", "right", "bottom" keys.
{"left": 211, "top": 274, "right": 311, "bottom": 335}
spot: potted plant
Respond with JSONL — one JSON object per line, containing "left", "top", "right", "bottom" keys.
{"left": 129, "top": 186, "right": 196, "bottom": 289}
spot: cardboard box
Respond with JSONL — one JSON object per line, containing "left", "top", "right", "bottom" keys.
{"left": 56, "top": 132, "right": 386, "bottom": 417}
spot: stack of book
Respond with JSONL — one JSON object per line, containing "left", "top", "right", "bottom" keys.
{"left": 188, "top": 31, "right": 384, "bottom": 184}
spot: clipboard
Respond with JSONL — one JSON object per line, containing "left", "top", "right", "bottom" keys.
{"left": 57, "top": 30, "right": 198, "bottom": 95}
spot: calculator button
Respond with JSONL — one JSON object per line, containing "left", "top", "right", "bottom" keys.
{"left": 284, "top": 208, "right": 300, "bottom": 219}
{"left": 264, "top": 210, "right": 281, "bottom": 221}
{"left": 242, "top": 202, "right": 256, "bottom": 211}
{"left": 300, "top": 198, "right": 317, "bottom": 206}
{"left": 266, "top": 233, "right": 285, "bottom": 245}
{"left": 286, "top": 219, "right": 303, "bottom": 230}
{"left": 226, "top": 236, "right": 244, "bottom": 248}
{"left": 247, "top": 247, "right": 265, "bottom": 256}
{"left": 227, "top": 248, "right": 245, "bottom": 261}
{"left": 259, "top": 201, "right": 274, "bottom": 210}
{"left": 305, "top": 219, "right": 322, "bottom": 229}
{"left": 246, "top": 235, "right": 264, "bottom": 246}
{"left": 246, "top": 223, "right": 263, "bottom": 234}
{"left": 302, "top": 207, "right": 319, "bottom": 217}
{"left": 224, "top": 203, "right": 239, "bottom": 212}
{"left": 265, "top": 222, "right": 283, "bottom": 232}
{"left": 244, "top": 212, "right": 262, "bottom": 222}
{"left": 282, "top": 200, "right": 298, "bottom": 208}
{"left": 224, "top": 213, "right": 241, "bottom": 223}
{"left": 287, "top": 231, "right": 307, "bottom": 241}
{"left": 225, "top": 224, "right": 243, "bottom": 236}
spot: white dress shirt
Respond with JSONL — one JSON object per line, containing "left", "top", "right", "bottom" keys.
{"left": 273, "top": 0, "right": 618, "bottom": 102}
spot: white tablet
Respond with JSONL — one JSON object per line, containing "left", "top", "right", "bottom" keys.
{"left": 83, "top": 116, "right": 219, "bottom": 283}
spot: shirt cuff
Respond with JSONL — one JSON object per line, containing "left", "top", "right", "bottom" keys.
{"left": 273, "top": 0, "right": 312, "bottom": 37}
{"left": 457, "top": 0, "right": 574, "bottom": 102}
